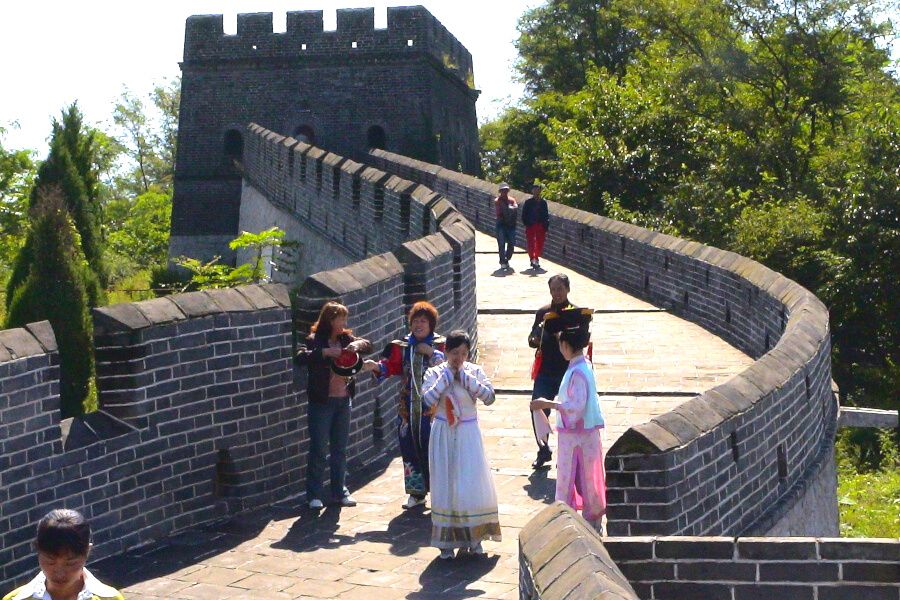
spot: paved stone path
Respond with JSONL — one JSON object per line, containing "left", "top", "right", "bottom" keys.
{"left": 95, "top": 232, "right": 752, "bottom": 599}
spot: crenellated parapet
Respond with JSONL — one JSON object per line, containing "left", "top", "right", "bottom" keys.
{"left": 183, "top": 6, "right": 474, "bottom": 86}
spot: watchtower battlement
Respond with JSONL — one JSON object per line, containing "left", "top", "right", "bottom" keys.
{"left": 184, "top": 6, "right": 474, "bottom": 87}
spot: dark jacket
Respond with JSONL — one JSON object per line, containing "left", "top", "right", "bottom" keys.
{"left": 528, "top": 301, "right": 574, "bottom": 379}
{"left": 521, "top": 197, "right": 550, "bottom": 229}
{"left": 295, "top": 332, "right": 373, "bottom": 403}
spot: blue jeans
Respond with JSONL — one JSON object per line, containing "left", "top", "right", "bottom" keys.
{"left": 306, "top": 398, "right": 351, "bottom": 501}
{"left": 495, "top": 222, "right": 516, "bottom": 262}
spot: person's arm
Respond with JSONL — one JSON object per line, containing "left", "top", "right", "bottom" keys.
{"left": 530, "top": 398, "right": 561, "bottom": 411}
{"left": 421, "top": 364, "right": 452, "bottom": 408}
{"left": 528, "top": 310, "right": 544, "bottom": 348}
{"left": 540, "top": 200, "right": 550, "bottom": 229}
{"left": 462, "top": 365, "right": 495, "bottom": 405}
{"left": 295, "top": 336, "right": 327, "bottom": 366}
{"left": 347, "top": 335, "right": 373, "bottom": 355}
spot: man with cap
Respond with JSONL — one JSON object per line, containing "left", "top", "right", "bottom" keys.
{"left": 527, "top": 273, "right": 577, "bottom": 469}
{"left": 494, "top": 182, "right": 518, "bottom": 270}
{"left": 521, "top": 182, "right": 550, "bottom": 269}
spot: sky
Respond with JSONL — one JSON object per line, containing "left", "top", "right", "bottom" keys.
{"left": 0, "top": 1, "right": 544, "bottom": 155}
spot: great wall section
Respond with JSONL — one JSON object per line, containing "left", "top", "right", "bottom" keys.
{"left": 1, "top": 6, "right": 897, "bottom": 599}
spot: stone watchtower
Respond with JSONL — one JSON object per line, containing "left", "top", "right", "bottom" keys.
{"left": 169, "top": 6, "right": 480, "bottom": 263}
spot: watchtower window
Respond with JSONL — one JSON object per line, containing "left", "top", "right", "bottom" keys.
{"left": 293, "top": 125, "right": 316, "bottom": 145}
{"left": 223, "top": 130, "right": 243, "bottom": 162}
{"left": 367, "top": 126, "right": 386, "bottom": 150}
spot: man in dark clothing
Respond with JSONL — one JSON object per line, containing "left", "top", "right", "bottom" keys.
{"left": 528, "top": 273, "right": 576, "bottom": 468}
{"left": 494, "top": 182, "right": 518, "bottom": 270}
{"left": 521, "top": 183, "right": 550, "bottom": 269}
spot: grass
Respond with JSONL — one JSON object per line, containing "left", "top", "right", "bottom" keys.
{"left": 836, "top": 429, "right": 900, "bottom": 538}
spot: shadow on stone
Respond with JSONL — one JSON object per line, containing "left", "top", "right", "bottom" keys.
{"left": 524, "top": 467, "right": 556, "bottom": 502}
{"left": 90, "top": 515, "right": 269, "bottom": 588}
{"left": 353, "top": 508, "right": 431, "bottom": 556}
{"left": 408, "top": 553, "right": 501, "bottom": 598}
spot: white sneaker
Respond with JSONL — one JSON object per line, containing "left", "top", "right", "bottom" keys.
{"left": 439, "top": 549, "right": 455, "bottom": 560}
{"left": 402, "top": 495, "right": 426, "bottom": 509}
{"left": 308, "top": 498, "right": 324, "bottom": 510}
{"left": 470, "top": 542, "right": 486, "bottom": 555}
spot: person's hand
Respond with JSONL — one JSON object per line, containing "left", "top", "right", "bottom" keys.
{"left": 415, "top": 343, "right": 434, "bottom": 357}
{"left": 362, "top": 360, "right": 380, "bottom": 372}
{"left": 530, "top": 399, "right": 548, "bottom": 411}
{"left": 346, "top": 340, "right": 363, "bottom": 353}
{"left": 323, "top": 347, "right": 342, "bottom": 359}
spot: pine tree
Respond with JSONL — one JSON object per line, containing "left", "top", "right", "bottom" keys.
{"left": 6, "top": 187, "right": 98, "bottom": 417}
{"left": 6, "top": 104, "right": 107, "bottom": 310}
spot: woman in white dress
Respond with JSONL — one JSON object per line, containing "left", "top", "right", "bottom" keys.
{"left": 421, "top": 330, "right": 502, "bottom": 559}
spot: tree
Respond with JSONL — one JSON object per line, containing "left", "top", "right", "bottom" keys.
{"left": 111, "top": 78, "right": 180, "bottom": 195}
{"left": 516, "top": 0, "right": 644, "bottom": 94}
{"left": 0, "top": 126, "right": 35, "bottom": 319}
{"left": 6, "top": 187, "right": 98, "bottom": 417}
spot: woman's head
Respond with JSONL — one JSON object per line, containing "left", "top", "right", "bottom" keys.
{"left": 311, "top": 301, "right": 350, "bottom": 338}
{"left": 408, "top": 301, "right": 439, "bottom": 340}
{"left": 445, "top": 330, "right": 471, "bottom": 369}
{"left": 35, "top": 509, "right": 91, "bottom": 588}
{"left": 557, "top": 326, "right": 590, "bottom": 360}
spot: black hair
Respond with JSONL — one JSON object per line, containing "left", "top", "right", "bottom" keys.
{"left": 548, "top": 273, "right": 570, "bottom": 291}
{"left": 558, "top": 327, "right": 590, "bottom": 353}
{"left": 34, "top": 509, "right": 91, "bottom": 556}
{"left": 445, "top": 329, "right": 471, "bottom": 353}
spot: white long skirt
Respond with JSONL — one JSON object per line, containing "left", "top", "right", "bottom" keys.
{"left": 428, "top": 417, "right": 502, "bottom": 549}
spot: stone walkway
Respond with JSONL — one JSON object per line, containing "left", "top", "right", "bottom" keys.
{"left": 94, "top": 232, "right": 752, "bottom": 599}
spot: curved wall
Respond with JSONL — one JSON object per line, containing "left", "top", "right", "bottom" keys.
{"left": 367, "top": 149, "right": 838, "bottom": 538}
{"left": 0, "top": 128, "right": 476, "bottom": 589}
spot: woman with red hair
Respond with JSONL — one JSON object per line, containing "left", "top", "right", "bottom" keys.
{"left": 296, "top": 301, "right": 372, "bottom": 510}
{"left": 363, "top": 301, "right": 445, "bottom": 509}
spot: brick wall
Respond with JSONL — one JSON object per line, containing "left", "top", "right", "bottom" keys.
{"left": 605, "top": 536, "right": 900, "bottom": 600}
{"left": 519, "top": 505, "right": 899, "bottom": 600}
{"left": 0, "top": 128, "right": 476, "bottom": 589}
{"left": 367, "top": 149, "right": 837, "bottom": 538}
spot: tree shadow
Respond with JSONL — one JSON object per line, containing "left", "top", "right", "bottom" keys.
{"left": 523, "top": 467, "right": 556, "bottom": 502}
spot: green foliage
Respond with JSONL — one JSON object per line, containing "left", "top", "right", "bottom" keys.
{"left": 111, "top": 78, "right": 180, "bottom": 195}
{"left": 0, "top": 127, "right": 35, "bottom": 322}
{"left": 24, "top": 104, "right": 108, "bottom": 291}
{"left": 5, "top": 189, "right": 98, "bottom": 417}
{"left": 105, "top": 187, "right": 172, "bottom": 273}
{"left": 173, "top": 227, "right": 290, "bottom": 291}
{"left": 836, "top": 428, "right": 900, "bottom": 537}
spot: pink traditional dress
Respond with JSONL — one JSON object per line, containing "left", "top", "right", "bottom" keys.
{"left": 555, "top": 354, "right": 607, "bottom": 521}
{"left": 421, "top": 362, "right": 502, "bottom": 550}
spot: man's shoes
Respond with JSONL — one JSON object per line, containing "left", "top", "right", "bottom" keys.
{"left": 308, "top": 498, "right": 324, "bottom": 510}
{"left": 439, "top": 548, "right": 455, "bottom": 560}
{"left": 470, "top": 542, "right": 486, "bottom": 555}
{"left": 530, "top": 259, "right": 538, "bottom": 268}
{"left": 337, "top": 494, "right": 357, "bottom": 507}
{"left": 531, "top": 447, "right": 552, "bottom": 469}
{"left": 534, "top": 259, "right": 541, "bottom": 269}
{"left": 403, "top": 495, "right": 426, "bottom": 509}
{"left": 499, "top": 260, "right": 508, "bottom": 269}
